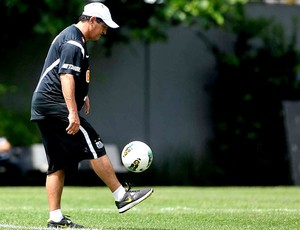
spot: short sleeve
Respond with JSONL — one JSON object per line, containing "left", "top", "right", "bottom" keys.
{"left": 58, "top": 42, "right": 84, "bottom": 76}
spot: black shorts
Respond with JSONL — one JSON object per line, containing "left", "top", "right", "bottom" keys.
{"left": 37, "top": 117, "right": 106, "bottom": 174}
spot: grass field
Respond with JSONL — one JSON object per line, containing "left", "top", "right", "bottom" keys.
{"left": 0, "top": 186, "right": 300, "bottom": 229}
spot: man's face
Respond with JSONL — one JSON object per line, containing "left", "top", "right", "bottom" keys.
{"left": 89, "top": 17, "right": 108, "bottom": 41}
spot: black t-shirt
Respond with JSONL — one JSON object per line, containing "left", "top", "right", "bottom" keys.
{"left": 31, "top": 25, "right": 90, "bottom": 121}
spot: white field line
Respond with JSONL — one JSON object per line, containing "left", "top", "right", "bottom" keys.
{"left": 0, "top": 207, "right": 117, "bottom": 213}
{"left": 0, "top": 224, "right": 102, "bottom": 230}
{"left": 2, "top": 206, "right": 300, "bottom": 214}
{"left": 159, "top": 206, "right": 300, "bottom": 213}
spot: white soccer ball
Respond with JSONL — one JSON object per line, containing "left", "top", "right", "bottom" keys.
{"left": 121, "top": 141, "right": 153, "bottom": 173}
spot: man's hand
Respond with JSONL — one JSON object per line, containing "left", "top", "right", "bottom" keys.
{"left": 66, "top": 111, "right": 80, "bottom": 135}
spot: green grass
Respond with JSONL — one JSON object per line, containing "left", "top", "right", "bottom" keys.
{"left": 0, "top": 186, "right": 300, "bottom": 229}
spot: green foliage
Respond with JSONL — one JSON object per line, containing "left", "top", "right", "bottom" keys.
{"left": 0, "top": 107, "right": 41, "bottom": 146}
{"left": 207, "top": 10, "right": 300, "bottom": 185}
{"left": 1, "top": 0, "right": 248, "bottom": 44}
{"left": 0, "top": 84, "right": 16, "bottom": 96}
{"left": 0, "top": 82, "right": 40, "bottom": 146}
{"left": 3, "top": 0, "right": 28, "bottom": 13}
{"left": 33, "top": 0, "right": 83, "bottom": 36}
{"left": 164, "top": 0, "right": 248, "bottom": 27}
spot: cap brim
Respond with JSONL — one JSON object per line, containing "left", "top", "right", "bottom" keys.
{"left": 103, "top": 19, "right": 119, "bottom": 28}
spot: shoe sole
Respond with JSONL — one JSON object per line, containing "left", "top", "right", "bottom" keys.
{"left": 118, "top": 188, "right": 154, "bottom": 213}
{"left": 47, "top": 224, "right": 85, "bottom": 228}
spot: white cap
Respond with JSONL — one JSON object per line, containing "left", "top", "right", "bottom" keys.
{"left": 82, "top": 2, "right": 119, "bottom": 28}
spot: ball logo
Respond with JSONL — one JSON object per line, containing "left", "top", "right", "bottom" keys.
{"left": 122, "top": 144, "right": 133, "bottom": 157}
{"left": 129, "top": 158, "right": 141, "bottom": 171}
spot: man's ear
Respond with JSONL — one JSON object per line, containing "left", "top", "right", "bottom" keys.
{"left": 89, "top": 16, "right": 97, "bottom": 25}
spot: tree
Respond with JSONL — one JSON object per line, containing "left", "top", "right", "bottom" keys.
{"left": 1, "top": 0, "right": 248, "bottom": 45}
{"left": 163, "top": 0, "right": 247, "bottom": 27}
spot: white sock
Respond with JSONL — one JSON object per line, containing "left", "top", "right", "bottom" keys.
{"left": 113, "top": 185, "right": 126, "bottom": 201}
{"left": 49, "top": 209, "right": 63, "bottom": 222}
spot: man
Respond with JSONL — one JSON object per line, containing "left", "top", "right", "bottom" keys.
{"left": 0, "top": 137, "right": 11, "bottom": 160}
{"left": 0, "top": 137, "right": 10, "bottom": 153}
{"left": 31, "top": 2, "right": 153, "bottom": 228}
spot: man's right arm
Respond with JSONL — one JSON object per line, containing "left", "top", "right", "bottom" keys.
{"left": 60, "top": 73, "right": 80, "bottom": 135}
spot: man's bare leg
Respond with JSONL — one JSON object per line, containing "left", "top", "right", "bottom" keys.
{"left": 46, "top": 170, "right": 65, "bottom": 211}
{"left": 90, "top": 154, "right": 121, "bottom": 192}
{"left": 90, "top": 154, "right": 153, "bottom": 214}
{"left": 46, "top": 170, "right": 84, "bottom": 228}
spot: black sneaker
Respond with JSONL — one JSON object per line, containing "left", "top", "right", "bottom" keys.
{"left": 47, "top": 215, "right": 84, "bottom": 228}
{"left": 115, "top": 184, "right": 153, "bottom": 213}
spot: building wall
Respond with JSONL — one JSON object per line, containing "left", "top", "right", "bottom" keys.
{"left": 87, "top": 26, "right": 218, "bottom": 163}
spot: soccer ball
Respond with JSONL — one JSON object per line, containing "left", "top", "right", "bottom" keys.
{"left": 121, "top": 141, "right": 153, "bottom": 173}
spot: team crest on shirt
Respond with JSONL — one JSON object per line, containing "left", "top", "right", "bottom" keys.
{"left": 86, "top": 69, "right": 90, "bottom": 83}
{"left": 95, "top": 140, "right": 104, "bottom": 149}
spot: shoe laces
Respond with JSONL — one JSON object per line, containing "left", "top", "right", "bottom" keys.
{"left": 125, "top": 182, "right": 139, "bottom": 193}
{"left": 62, "top": 215, "right": 83, "bottom": 228}
{"left": 62, "top": 215, "right": 72, "bottom": 223}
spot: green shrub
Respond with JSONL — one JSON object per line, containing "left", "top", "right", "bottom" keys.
{"left": 0, "top": 107, "right": 41, "bottom": 146}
